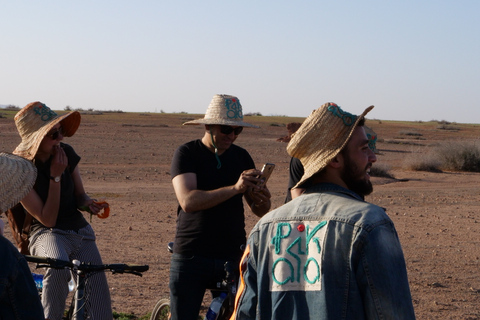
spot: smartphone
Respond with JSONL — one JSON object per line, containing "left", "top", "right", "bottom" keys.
{"left": 257, "top": 163, "right": 275, "bottom": 187}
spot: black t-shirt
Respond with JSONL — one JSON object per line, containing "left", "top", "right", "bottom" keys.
{"left": 285, "top": 157, "right": 304, "bottom": 203}
{"left": 30, "top": 143, "right": 89, "bottom": 233}
{"left": 170, "top": 139, "right": 255, "bottom": 259}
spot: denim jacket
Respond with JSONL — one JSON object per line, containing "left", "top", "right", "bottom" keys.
{"left": 0, "top": 235, "right": 44, "bottom": 319}
{"left": 232, "top": 183, "right": 416, "bottom": 319}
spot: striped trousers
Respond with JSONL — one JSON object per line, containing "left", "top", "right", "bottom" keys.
{"left": 29, "top": 225, "right": 112, "bottom": 320}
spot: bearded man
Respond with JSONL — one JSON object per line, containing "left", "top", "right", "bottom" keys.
{"left": 231, "top": 102, "right": 415, "bottom": 319}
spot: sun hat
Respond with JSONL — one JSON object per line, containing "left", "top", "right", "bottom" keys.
{"left": 183, "top": 94, "right": 259, "bottom": 128}
{"left": 13, "top": 102, "right": 81, "bottom": 160}
{"left": 0, "top": 153, "right": 37, "bottom": 213}
{"left": 287, "top": 102, "right": 374, "bottom": 189}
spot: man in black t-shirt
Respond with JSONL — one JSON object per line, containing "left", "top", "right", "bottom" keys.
{"left": 168, "top": 94, "right": 271, "bottom": 320}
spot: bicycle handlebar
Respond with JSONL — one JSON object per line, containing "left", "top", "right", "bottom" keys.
{"left": 24, "top": 255, "right": 149, "bottom": 276}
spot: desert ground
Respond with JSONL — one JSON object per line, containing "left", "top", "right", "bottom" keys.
{"left": 1, "top": 110, "right": 480, "bottom": 319}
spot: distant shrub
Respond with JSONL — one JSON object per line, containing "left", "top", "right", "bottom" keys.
{"left": 437, "top": 120, "right": 452, "bottom": 125}
{"left": 370, "top": 163, "right": 395, "bottom": 179}
{"left": 245, "top": 112, "right": 263, "bottom": 116}
{"left": 384, "top": 139, "right": 425, "bottom": 146}
{"left": 404, "top": 152, "right": 443, "bottom": 172}
{"left": 437, "top": 124, "right": 460, "bottom": 131}
{"left": 404, "top": 141, "right": 480, "bottom": 172}
{"left": 399, "top": 130, "right": 423, "bottom": 137}
{"left": 5, "top": 105, "right": 20, "bottom": 110}
{"left": 435, "top": 141, "right": 480, "bottom": 172}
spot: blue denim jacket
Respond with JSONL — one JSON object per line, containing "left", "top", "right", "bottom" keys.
{"left": 0, "top": 235, "right": 44, "bottom": 319}
{"left": 232, "top": 183, "right": 416, "bottom": 319}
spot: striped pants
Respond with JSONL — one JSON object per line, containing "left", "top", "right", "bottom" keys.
{"left": 29, "top": 225, "right": 112, "bottom": 320}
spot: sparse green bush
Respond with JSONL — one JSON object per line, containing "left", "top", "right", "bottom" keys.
{"left": 113, "top": 311, "right": 150, "bottom": 319}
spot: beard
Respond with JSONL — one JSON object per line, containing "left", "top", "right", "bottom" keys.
{"left": 341, "top": 153, "right": 373, "bottom": 197}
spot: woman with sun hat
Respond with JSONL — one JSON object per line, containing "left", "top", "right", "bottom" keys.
{"left": 13, "top": 102, "right": 112, "bottom": 320}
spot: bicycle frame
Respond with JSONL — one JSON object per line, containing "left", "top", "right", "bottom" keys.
{"left": 24, "top": 255, "right": 149, "bottom": 320}
{"left": 150, "top": 243, "right": 238, "bottom": 320}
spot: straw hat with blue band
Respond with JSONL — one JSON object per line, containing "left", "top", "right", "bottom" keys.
{"left": 182, "top": 94, "right": 259, "bottom": 128}
{"left": 183, "top": 94, "right": 259, "bottom": 168}
{"left": 13, "top": 102, "right": 81, "bottom": 161}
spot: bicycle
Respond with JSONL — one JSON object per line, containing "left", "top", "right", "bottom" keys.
{"left": 150, "top": 242, "right": 238, "bottom": 320}
{"left": 24, "top": 254, "right": 149, "bottom": 320}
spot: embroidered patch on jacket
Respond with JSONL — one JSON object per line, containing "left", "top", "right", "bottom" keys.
{"left": 34, "top": 103, "right": 57, "bottom": 121}
{"left": 327, "top": 104, "right": 357, "bottom": 126}
{"left": 225, "top": 97, "right": 243, "bottom": 120}
{"left": 268, "top": 220, "right": 327, "bottom": 292}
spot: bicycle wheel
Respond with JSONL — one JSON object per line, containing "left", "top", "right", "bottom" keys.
{"left": 150, "top": 299, "right": 171, "bottom": 320}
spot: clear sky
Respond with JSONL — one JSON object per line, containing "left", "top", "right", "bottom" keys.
{"left": 1, "top": 1, "right": 479, "bottom": 123}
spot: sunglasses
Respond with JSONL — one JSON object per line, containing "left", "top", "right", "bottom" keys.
{"left": 46, "top": 127, "right": 65, "bottom": 140}
{"left": 219, "top": 125, "right": 243, "bottom": 135}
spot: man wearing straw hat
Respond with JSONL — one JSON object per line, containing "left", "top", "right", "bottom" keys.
{"left": 169, "top": 94, "right": 272, "bottom": 320}
{"left": 0, "top": 153, "right": 44, "bottom": 319}
{"left": 284, "top": 125, "right": 379, "bottom": 203}
{"left": 231, "top": 102, "right": 415, "bottom": 319}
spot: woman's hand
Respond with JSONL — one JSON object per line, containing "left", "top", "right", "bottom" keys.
{"left": 50, "top": 145, "right": 68, "bottom": 178}
{"left": 77, "top": 194, "right": 108, "bottom": 215}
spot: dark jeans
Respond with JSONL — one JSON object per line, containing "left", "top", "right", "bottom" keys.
{"left": 169, "top": 253, "right": 239, "bottom": 320}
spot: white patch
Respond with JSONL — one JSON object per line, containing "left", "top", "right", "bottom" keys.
{"left": 268, "top": 220, "right": 327, "bottom": 292}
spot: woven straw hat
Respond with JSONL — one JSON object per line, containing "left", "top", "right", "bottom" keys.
{"left": 13, "top": 102, "right": 81, "bottom": 160}
{"left": 287, "top": 102, "right": 374, "bottom": 189}
{"left": 183, "top": 94, "right": 259, "bottom": 128}
{"left": 0, "top": 153, "right": 37, "bottom": 213}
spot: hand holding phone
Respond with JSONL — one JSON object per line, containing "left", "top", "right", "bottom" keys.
{"left": 257, "top": 163, "right": 275, "bottom": 188}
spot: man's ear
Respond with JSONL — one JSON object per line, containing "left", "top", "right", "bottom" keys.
{"left": 329, "top": 153, "right": 343, "bottom": 169}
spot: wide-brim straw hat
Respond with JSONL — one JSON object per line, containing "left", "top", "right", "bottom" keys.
{"left": 183, "top": 94, "right": 259, "bottom": 128}
{"left": 0, "top": 153, "right": 37, "bottom": 213}
{"left": 287, "top": 102, "right": 374, "bottom": 189}
{"left": 13, "top": 102, "right": 81, "bottom": 160}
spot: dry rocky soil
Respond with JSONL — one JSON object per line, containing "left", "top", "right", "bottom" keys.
{"left": 1, "top": 110, "right": 480, "bottom": 319}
